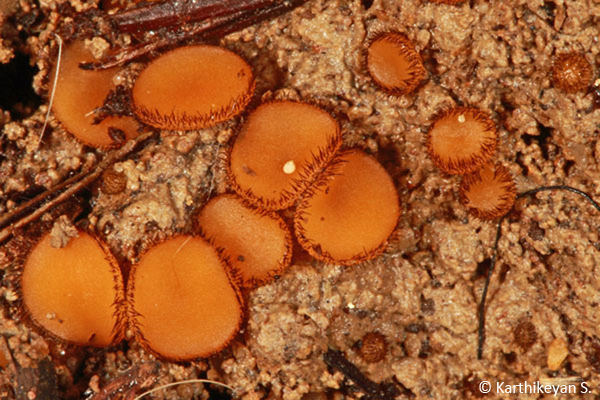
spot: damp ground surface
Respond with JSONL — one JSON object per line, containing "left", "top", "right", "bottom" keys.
{"left": 1, "top": 0, "right": 600, "bottom": 399}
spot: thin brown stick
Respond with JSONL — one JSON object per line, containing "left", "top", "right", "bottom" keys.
{"left": 37, "top": 34, "right": 63, "bottom": 150}
{"left": 90, "top": 362, "right": 160, "bottom": 400}
{"left": 133, "top": 379, "right": 234, "bottom": 400}
{"left": 0, "top": 130, "right": 156, "bottom": 244}
{"left": 81, "top": 0, "right": 307, "bottom": 70}
{"left": 109, "top": 0, "right": 275, "bottom": 33}
{"left": 0, "top": 163, "right": 94, "bottom": 230}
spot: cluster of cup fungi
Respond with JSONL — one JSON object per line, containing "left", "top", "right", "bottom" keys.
{"left": 425, "top": 47, "right": 598, "bottom": 358}
{"left": 11, "top": 0, "right": 600, "bottom": 370}
{"left": 17, "top": 34, "right": 404, "bottom": 361}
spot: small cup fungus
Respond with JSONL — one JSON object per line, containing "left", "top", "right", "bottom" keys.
{"left": 426, "top": 107, "right": 497, "bottom": 175}
{"left": 197, "top": 194, "right": 292, "bottom": 287}
{"left": 132, "top": 45, "right": 255, "bottom": 130}
{"left": 20, "top": 230, "right": 125, "bottom": 346}
{"left": 459, "top": 163, "right": 516, "bottom": 220}
{"left": 513, "top": 319, "right": 537, "bottom": 351}
{"left": 295, "top": 150, "right": 400, "bottom": 265}
{"left": 228, "top": 101, "right": 342, "bottom": 210}
{"left": 358, "top": 332, "right": 388, "bottom": 363}
{"left": 551, "top": 52, "right": 593, "bottom": 94}
{"left": 100, "top": 168, "right": 127, "bottom": 195}
{"left": 52, "top": 41, "right": 141, "bottom": 148}
{"left": 127, "top": 236, "right": 243, "bottom": 360}
{"left": 365, "top": 31, "right": 426, "bottom": 95}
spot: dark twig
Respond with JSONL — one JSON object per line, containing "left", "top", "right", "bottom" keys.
{"left": 109, "top": 0, "right": 278, "bottom": 33}
{"left": 89, "top": 362, "right": 160, "bottom": 400}
{"left": 81, "top": 0, "right": 307, "bottom": 70}
{"left": 0, "top": 130, "right": 157, "bottom": 244}
{"left": 477, "top": 219, "right": 503, "bottom": 360}
{"left": 477, "top": 185, "right": 600, "bottom": 359}
{"left": 324, "top": 349, "right": 402, "bottom": 399}
{"left": 0, "top": 164, "right": 94, "bottom": 230}
{"left": 1, "top": 335, "right": 60, "bottom": 400}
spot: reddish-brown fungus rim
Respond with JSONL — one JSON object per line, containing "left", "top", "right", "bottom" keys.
{"left": 195, "top": 193, "right": 294, "bottom": 289}
{"left": 133, "top": 85, "right": 255, "bottom": 131}
{"left": 363, "top": 30, "right": 427, "bottom": 96}
{"left": 425, "top": 106, "right": 497, "bottom": 175}
{"left": 225, "top": 99, "right": 344, "bottom": 211}
{"left": 15, "top": 226, "right": 127, "bottom": 348}
{"left": 293, "top": 149, "right": 400, "bottom": 266}
{"left": 459, "top": 163, "right": 517, "bottom": 220}
{"left": 125, "top": 234, "right": 245, "bottom": 361}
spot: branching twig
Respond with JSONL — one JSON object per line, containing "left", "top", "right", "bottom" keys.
{"left": 324, "top": 348, "right": 402, "bottom": 399}
{"left": 0, "top": 130, "right": 157, "bottom": 244}
{"left": 81, "top": 0, "right": 307, "bottom": 70}
{"left": 90, "top": 362, "right": 160, "bottom": 400}
{"left": 477, "top": 185, "right": 600, "bottom": 359}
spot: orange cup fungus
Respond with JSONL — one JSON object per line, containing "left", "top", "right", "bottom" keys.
{"left": 295, "top": 150, "right": 400, "bottom": 265}
{"left": 365, "top": 31, "right": 426, "bottom": 95}
{"left": 551, "top": 52, "right": 593, "bottom": 94}
{"left": 459, "top": 163, "right": 517, "bottom": 220}
{"left": 52, "top": 41, "right": 141, "bottom": 148}
{"left": 197, "top": 194, "right": 292, "bottom": 287}
{"left": 228, "top": 101, "right": 342, "bottom": 210}
{"left": 20, "top": 230, "right": 124, "bottom": 347}
{"left": 132, "top": 45, "right": 255, "bottom": 130}
{"left": 127, "top": 236, "right": 243, "bottom": 360}
{"left": 426, "top": 107, "right": 497, "bottom": 175}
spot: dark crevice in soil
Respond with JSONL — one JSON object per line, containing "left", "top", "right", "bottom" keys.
{"left": 0, "top": 51, "right": 41, "bottom": 120}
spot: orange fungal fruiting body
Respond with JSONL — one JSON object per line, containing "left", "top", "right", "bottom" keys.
{"left": 551, "top": 52, "right": 593, "bottom": 94}
{"left": 197, "top": 194, "right": 293, "bottom": 287}
{"left": 52, "top": 41, "right": 140, "bottom": 148}
{"left": 132, "top": 45, "right": 255, "bottom": 130}
{"left": 127, "top": 236, "right": 243, "bottom": 360}
{"left": 228, "top": 100, "right": 342, "bottom": 210}
{"left": 295, "top": 150, "right": 400, "bottom": 265}
{"left": 20, "top": 230, "right": 125, "bottom": 346}
{"left": 426, "top": 107, "right": 497, "bottom": 175}
{"left": 366, "top": 31, "right": 426, "bottom": 95}
{"left": 459, "top": 163, "right": 516, "bottom": 220}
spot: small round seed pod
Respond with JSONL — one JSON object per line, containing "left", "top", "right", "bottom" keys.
{"left": 513, "top": 319, "right": 537, "bottom": 352}
{"left": 127, "top": 235, "right": 243, "bottom": 360}
{"left": 52, "top": 41, "right": 141, "bottom": 148}
{"left": 365, "top": 31, "right": 426, "bottom": 95}
{"left": 132, "top": 45, "right": 255, "bottom": 130}
{"left": 20, "top": 230, "right": 125, "bottom": 346}
{"left": 228, "top": 100, "right": 342, "bottom": 210}
{"left": 100, "top": 168, "right": 127, "bottom": 195}
{"left": 358, "top": 332, "right": 388, "bottom": 363}
{"left": 459, "top": 163, "right": 516, "bottom": 220}
{"left": 295, "top": 150, "right": 400, "bottom": 265}
{"left": 197, "top": 194, "right": 293, "bottom": 288}
{"left": 551, "top": 52, "right": 593, "bottom": 93}
{"left": 426, "top": 107, "right": 497, "bottom": 175}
